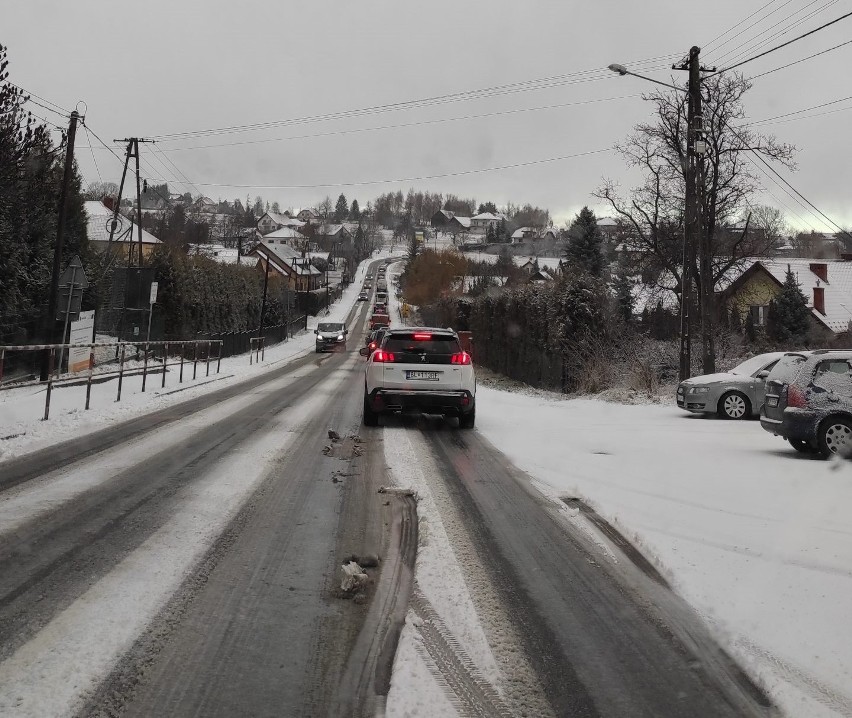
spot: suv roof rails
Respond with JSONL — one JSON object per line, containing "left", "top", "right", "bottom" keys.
{"left": 811, "top": 349, "right": 851, "bottom": 355}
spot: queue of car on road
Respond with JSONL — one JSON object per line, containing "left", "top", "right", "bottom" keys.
{"left": 677, "top": 349, "right": 852, "bottom": 458}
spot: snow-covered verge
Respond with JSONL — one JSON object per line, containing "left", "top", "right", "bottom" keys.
{"left": 476, "top": 385, "right": 852, "bottom": 718}
{"left": 0, "top": 252, "right": 388, "bottom": 462}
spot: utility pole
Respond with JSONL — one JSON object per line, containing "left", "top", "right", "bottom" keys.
{"left": 674, "top": 46, "right": 708, "bottom": 382}
{"left": 258, "top": 253, "right": 270, "bottom": 340}
{"left": 134, "top": 138, "right": 144, "bottom": 267}
{"left": 41, "top": 110, "right": 79, "bottom": 381}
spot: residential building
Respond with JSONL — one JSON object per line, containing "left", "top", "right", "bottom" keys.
{"left": 84, "top": 200, "right": 162, "bottom": 260}
{"left": 191, "top": 196, "right": 218, "bottom": 214}
{"left": 296, "top": 208, "right": 321, "bottom": 223}
{"left": 447, "top": 216, "right": 472, "bottom": 235}
{"left": 721, "top": 258, "right": 852, "bottom": 336}
{"left": 261, "top": 226, "right": 309, "bottom": 251}
{"left": 248, "top": 242, "right": 321, "bottom": 292}
{"left": 470, "top": 212, "right": 504, "bottom": 232}
{"left": 257, "top": 211, "right": 305, "bottom": 235}
{"left": 431, "top": 209, "right": 455, "bottom": 229}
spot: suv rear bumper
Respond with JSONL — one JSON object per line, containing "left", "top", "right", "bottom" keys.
{"left": 367, "top": 388, "right": 474, "bottom": 416}
{"left": 760, "top": 408, "right": 818, "bottom": 442}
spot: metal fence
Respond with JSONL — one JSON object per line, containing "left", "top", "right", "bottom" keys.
{"left": 0, "top": 340, "right": 223, "bottom": 420}
{"left": 194, "top": 315, "right": 308, "bottom": 360}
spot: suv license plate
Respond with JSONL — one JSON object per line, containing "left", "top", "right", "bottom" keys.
{"left": 406, "top": 370, "right": 439, "bottom": 381}
{"left": 767, "top": 397, "right": 779, "bottom": 407}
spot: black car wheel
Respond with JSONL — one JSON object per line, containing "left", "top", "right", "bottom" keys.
{"left": 788, "top": 438, "right": 817, "bottom": 454}
{"left": 818, "top": 416, "right": 852, "bottom": 458}
{"left": 718, "top": 391, "right": 751, "bottom": 420}
{"left": 363, "top": 392, "right": 379, "bottom": 427}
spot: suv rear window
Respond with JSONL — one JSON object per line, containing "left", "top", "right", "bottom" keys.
{"left": 383, "top": 333, "right": 460, "bottom": 355}
{"left": 767, "top": 355, "right": 807, "bottom": 384}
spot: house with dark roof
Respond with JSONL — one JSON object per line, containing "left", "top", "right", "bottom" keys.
{"left": 84, "top": 201, "right": 162, "bottom": 259}
{"left": 721, "top": 258, "right": 852, "bottom": 337}
{"left": 431, "top": 209, "right": 455, "bottom": 229}
{"left": 248, "top": 242, "right": 321, "bottom": 292}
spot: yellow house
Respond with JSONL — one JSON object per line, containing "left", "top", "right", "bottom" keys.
{"left": 84, "top": 201, "right": 162, "bottom": 260}
{"left": 721, "top": 259, "right": 845, "bottom": 336}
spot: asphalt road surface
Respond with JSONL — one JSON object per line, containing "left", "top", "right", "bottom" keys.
{"left": 0, "top": 256, "right": 778, "bottom": 717}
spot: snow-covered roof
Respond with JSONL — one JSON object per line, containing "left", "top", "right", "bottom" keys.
{"left": 253, "top": 242, "right": 321, "bottom": 276}
{"left": 84, "top": 201, "right": 162, "bottom": 245}
{"left": 512, "top": 227, "right": 532, "bottom": 239}
{"left": 262, "top": 226, "right": 305, "bottom": 240}
{"left": 317, "top": 224, "right": 347, "bottom": 236}
{"left": 189, "top": 244, "right": 240, "bottom": 264}
{"left": 451, "top": 216, "right": 472, "bottom": 229}
{"left": 744, "top": 259, "right": 852, "bottom": 333}
{"left": 597, "top": 217, "right": 618, "bottom": 227}
{"left": 472, "top": 212, "right": 503, "bottom": 221}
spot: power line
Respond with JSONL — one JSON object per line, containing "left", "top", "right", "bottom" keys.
{"left": 709, "top": 8, "right": 852, "bottom": 75}
{"left": 6, "top": 81, "right": 72, "bottom": 115}
{"left": 140, "top": 147, "right": 613, "bottom": 190}
{"left": 704, "top": 0, "right": 793, "bottom": 56}
{"left": 155, "top": 146, "right": 205, "bottom": 197}
{"left": 750, "top": 37, "right": 852, "bottom": 78}
{"left": 82, "top": 124, "right": 103, "bottom": 182}
{"left": 148, "top": 53, "right": 680, "bottom": 142}
{"left": 159, "top": 93, "right": 642, "bottom": 153}
{"left": 712, "top": 0, "right": 833, "bottom": 65}
{"left": 751, "top": 94, "right": 852, "bottom": 124}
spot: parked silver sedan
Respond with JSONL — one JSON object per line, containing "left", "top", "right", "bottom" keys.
{"left": 676, "top": 352, "right": 787, "bottom": 419}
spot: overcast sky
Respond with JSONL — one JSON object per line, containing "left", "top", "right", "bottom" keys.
{"left": 4, "top": 0, "right": 850, "bottom": 230}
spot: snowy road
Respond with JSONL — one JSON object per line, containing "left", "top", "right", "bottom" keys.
{"left": 0, "top": 254, "right": 782, "bottom": 717}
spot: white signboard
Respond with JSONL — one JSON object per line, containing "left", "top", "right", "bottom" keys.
{"left": 149, "top": 281, "right": 158, "bottom": 304}
{"left": 68, "top": 310, "right": 95, "bottom": 373}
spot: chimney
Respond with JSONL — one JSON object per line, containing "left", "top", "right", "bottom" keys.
{"left": 813, "top": 287, "right": 825, "bottom": 315}
{"left": 810, "top": 262, "right": 828, "bottom": 282}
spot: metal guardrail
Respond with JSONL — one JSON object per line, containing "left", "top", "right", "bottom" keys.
{"left": 0, "top": 340, "right": 223, "bottom": 420}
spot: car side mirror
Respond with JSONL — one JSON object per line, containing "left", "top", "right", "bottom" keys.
{"left": 344, "top": 329, "right": 349, "bottom": 335}
{"left": 314, "top": 329, "right": 318, "bottom": 334}
{"left": 757, "top": 369, "right": 770, "bottom": 379}
{"left": 359, "top": 346, "right": 369, "bottom": 357}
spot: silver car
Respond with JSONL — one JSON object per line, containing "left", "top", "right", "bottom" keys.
{"left": 676, "top": 352, "right": 787, "bottom": 419}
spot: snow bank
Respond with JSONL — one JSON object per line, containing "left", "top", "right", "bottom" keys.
{"left": 476, "top": 386, "right": 852, "bottom": 718}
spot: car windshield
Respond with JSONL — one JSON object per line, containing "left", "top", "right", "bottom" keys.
{"left": 766, "top": 354, "right": 807, "bottom": 384}
{"left": 384, "top": 334, "right": 460, "bottom": 355}
{"left": 731, "top": 354, "right": 774, "bottom": 376}
{"left": 317, "top": 323, "right": 343, "bottom": 332}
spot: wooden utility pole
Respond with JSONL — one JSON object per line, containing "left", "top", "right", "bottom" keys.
{"left": 133, "top": 138, "right": 144, "bottom": 266}
{"left": 41, "top": 110, "right": 80, "bottom": 381}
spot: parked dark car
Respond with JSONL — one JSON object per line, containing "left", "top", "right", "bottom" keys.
{"left": 761, "top": 350, "right": 852, "bottom": 457}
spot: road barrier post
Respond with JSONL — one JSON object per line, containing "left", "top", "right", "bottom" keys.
{"left": 216, "top": 341, "right": 222, "bottom": 374}
{"left": 0, "top": 348, "right": 5, "bottom": 385}
{"left": 179, "top": 344, "right": 184, "bottom": 383}
{"left": 43, "top": 374, "right": 53, "bottom": 421}
{"left": 85, "top": 344, "right": 96, "bottom": 409}
{"left": 206, "top": 341, "right": 211, "bottom": 377}
{"left": 162, "top": 342, "right": 168, "bottom": 388}
{"left": 193, "top": 344, "right": 198, "bottom": 381}
{"left": 117, "top": 343, "right": 126, "bottom": 401}
{"left": 261, "top": 336, "right": 265, "bottom": 362}
{"left": 142, "top": 341, "right": 150, "bottom": 392}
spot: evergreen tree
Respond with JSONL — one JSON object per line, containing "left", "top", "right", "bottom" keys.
{"left": 496, "top": 218, "right": 510, "bottom": 243}
{"left": 744, "top": 311, "right": 757, "bottom": 343}
{"left": 565, "top": 207, "right": 603, "bottom": 276}
{"left": 485, "top": 224, "right": 496, "bottom": 243}
{"left": 334, "top": 193, "right": 348, "bottom": 222}
{"left": 477, "top": 201, "right": 497, "bottom": 214}
{"left": 349, "top": 198, "right": 360, "bottom": 221}
{"left": 730, "top": 305, "right": 742, "bottom": 333}
{"left": 613, "top": 273, "right": 634, "bottom": 323}
{"left": 767, "top": 268, "right": 811, "bottom": 343}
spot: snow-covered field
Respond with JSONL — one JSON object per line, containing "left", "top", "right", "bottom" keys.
{"left": 476, "top": 387, "right": 852, "bottom": 718}
{"left": 0, "top": 251, "right": 386, "bottom": 462}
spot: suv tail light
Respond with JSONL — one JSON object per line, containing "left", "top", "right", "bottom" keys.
{"left": 373, "top": 350, "right": 395, "bottom": 363}
{"left": 787, "top": 385, "right": 807, "bottom": 407}
{"left": 451, "top": 352, "right": 472, "bottom": 365}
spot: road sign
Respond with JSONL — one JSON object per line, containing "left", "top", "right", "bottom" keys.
{"left": 68, "top": 310, "right": 95, "bottom": 373}
{"left": 58, "top": 255, "right": 89, "bottom": 289}
{"left": 149, "top": 281, "right": 158, "bottom": 304}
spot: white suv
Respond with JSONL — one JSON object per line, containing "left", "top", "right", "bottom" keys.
{"left": 360, "top": 327, "right": 476, "bottom": 428}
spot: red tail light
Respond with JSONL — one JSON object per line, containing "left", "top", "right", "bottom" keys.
{"left": 413, "top": 333, "right": 432, "bottom": 340}
{"left": 373, "top": 350, "right": 395, "bottom": 363}
{"left": 787, "top": 385, "right": 806, "bottom": 408}
{"left": 368, "top": 341, "right": 377, "bottom": 351}
{"left": 451, "top": 352, "right": 472, "bottom": 365}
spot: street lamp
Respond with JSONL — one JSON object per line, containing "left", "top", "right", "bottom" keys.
{"left": 608, "top": 58, "right": 706, "bottom": 381}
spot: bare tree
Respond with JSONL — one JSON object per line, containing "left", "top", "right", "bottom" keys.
{"left": 747, "top": 204, "right": 788, "bottom": 253}
{"left": 317, "top": 195, "right": 333, "bottom": 221}
{"left": 596, "top": 72, "right": 795, "bottom": 370}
